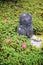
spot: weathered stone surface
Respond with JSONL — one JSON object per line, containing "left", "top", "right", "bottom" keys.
{"left": 17, "top": 12, "right": 33, "bottom": 38}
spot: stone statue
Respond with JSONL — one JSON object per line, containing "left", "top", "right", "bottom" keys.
{"left": 17, "top": 12, "right": 33, "bottom": 38}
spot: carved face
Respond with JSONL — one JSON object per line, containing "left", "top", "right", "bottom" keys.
{"left": 19, "top": 12, "right": 32, "bottom": 26}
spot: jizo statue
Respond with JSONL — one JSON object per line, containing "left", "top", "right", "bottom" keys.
{"left": 17, "top": 12, "right": 33, "bottom": 38}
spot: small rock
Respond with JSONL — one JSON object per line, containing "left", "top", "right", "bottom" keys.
{"left": 30, "top": 35, "right": 42, "bottom": 47}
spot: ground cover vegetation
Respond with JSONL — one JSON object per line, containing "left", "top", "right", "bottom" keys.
{"left": 0, "top": 0, "right": 43, "bottom": 65}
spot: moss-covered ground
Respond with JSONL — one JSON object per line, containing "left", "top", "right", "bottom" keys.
{"left": 0, "top": 0, "right": 43, "bottom": 65}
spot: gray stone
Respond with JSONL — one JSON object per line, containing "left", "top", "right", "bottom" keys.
{"left": 30, "top": 35, "right": 42, "bottom": 47}
{"left": 17, "top": 12, "right": 33, "bottom": 38}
